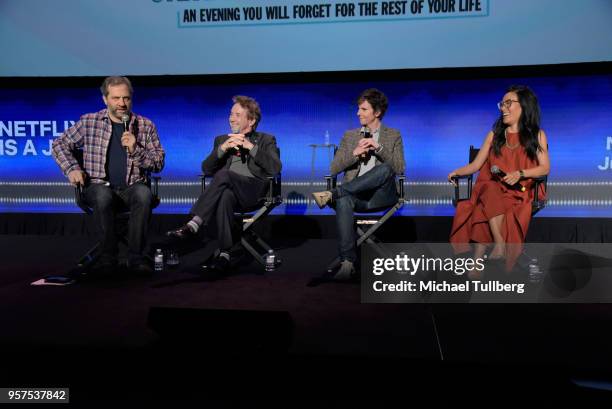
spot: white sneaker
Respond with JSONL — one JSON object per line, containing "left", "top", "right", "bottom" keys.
{"left": 333, "top": 260, "right": 355, "bottom": 281}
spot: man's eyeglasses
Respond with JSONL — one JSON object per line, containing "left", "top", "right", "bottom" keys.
{"left": 497, "top": 99, "right": 519, "bottom": 110}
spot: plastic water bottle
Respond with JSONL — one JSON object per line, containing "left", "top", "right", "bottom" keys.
{"left": 324, "top": 130, "right": 330, "bottom": 146}
{"left": 154, "top": 249, "right": 164, "bottom": 272}
{"left": 265, "top": 249, "right": 276, "bottom": 272}
{"left": 528, "top": 258, "right": 542, "bottom": 283}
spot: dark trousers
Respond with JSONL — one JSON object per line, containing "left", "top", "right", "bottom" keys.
{"left": 190, "top": 169, "right": 266, "bottom": 251}
{"left": 84, "top": 182, "right": 153, "bottom": 264}
{"left": 333, "top": 163, "right": 398, "bottom": 263}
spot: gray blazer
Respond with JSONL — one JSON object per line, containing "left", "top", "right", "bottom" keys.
{"left": 330, "top": 124, "right": 405, "bottom": 183}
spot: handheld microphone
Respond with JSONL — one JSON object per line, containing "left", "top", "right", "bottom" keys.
{"left": 491, "top": 165, "right": 526, "bottom": 192}
{"left": 121, "top": 114, "right": 130, "bottom": 154}
{"left": 230, "top": 125, "right": 247, "bottom": 162}
{"left": 359, "top": 126, "right": 372, "bottom": 160}
{"left": 360, "top": 126, "right": 372, "bottom": 138}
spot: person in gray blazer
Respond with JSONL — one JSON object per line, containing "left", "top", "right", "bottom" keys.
{"left": 312, "top": 88, "right": 405, "bottom": 280}
{"left": 167, "top": 95, "right": 281, "bottom": 273}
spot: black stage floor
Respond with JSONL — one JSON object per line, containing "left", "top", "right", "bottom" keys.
{"left": 2, "top": 233, "right": 612, "bottom": 405}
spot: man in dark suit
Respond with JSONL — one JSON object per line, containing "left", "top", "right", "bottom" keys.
{"left": 167, "top": 95, "right": 281, "bottom": 273}
{"left": 312, "top": 88, "right": 405, "bottom": 280}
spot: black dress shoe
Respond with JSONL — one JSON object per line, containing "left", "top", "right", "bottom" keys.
{"left": 202, "top": 255, "right": 230, "bottom": 275}
{"left": 166, "top": 224, "right": 195, "bottom": 239}
{"left": 90, "top": 256, "right": 118, "bottom": 277}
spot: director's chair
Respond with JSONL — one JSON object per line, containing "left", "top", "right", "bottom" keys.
{"left": 198, "top": 171, "right": 282, "bottom": 269}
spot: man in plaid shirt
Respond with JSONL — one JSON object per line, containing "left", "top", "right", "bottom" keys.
{"left": 52, "top": 76, "right": 165, "bottom": 275}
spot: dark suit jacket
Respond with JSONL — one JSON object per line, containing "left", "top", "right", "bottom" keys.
{"left": 201, "top": 131, "right": 281, "bottom": 179}
{"left": 330, "top": 124, "right": 405, "bottom": 182}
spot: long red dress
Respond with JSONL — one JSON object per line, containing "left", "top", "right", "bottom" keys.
{"left": 450, "top": 132, "right": 545, "bottom": 269}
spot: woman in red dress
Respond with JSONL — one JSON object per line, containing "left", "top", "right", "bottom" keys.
{"left": 448, "top": 85, "right": 550, "bottom": 270}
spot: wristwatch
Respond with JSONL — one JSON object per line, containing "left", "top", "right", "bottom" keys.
{"left": 519, "top": 170, "right": 525, "bottom": 179}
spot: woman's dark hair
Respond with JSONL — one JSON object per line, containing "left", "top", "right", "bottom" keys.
{"left": 491, "top": 85, "right": 542, "bottom": 161}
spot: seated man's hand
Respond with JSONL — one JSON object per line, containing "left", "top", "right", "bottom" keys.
{"left": 121, "top": 131, "right": 137, "bottom": 154}
{"left": 68, "top": 170, "right": 86, "bottom": 186}
{"left": 222, "top": 134, "right": 253, "bottom": 151}
{"left": 359, "top": 138, "right": 379, "bottom": 151}
{"left": 221, "top": 135, "right": 241, "bottom": 151}
{"left": 237, "top": 134, "right": 254, "bottom": 150}
{"left": 353, "top": 144, "right": 370, "bottom": 158}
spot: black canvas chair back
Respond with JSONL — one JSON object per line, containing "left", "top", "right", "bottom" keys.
{"left": 200, "top": 148, "right": 282, "bottom": 268}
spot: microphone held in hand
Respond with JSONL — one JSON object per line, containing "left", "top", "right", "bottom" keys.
{"left": 360, "top": 126, "right": 372, "bottom": 138}
{"left": 121, "top": 114, "right": 130, "bottom": 154}
{"left": 491, "top": 165, "right": 526, "bottom": 192}
{"left": 359, "top": 126, "right": 372, "bottom": 160}
{"left": 230, "top": 125, "right": 247, "bottom": 162}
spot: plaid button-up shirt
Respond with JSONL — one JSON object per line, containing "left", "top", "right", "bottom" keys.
{"left": 52, "top": 109, "right": 165, "bottom": 186}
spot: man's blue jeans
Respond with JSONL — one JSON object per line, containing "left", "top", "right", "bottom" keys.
{"left": 332, "top": 163, "right": 398, "bottom": 263}
{"left": 84, "top": 182, "right": 153, "bottom": 265}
